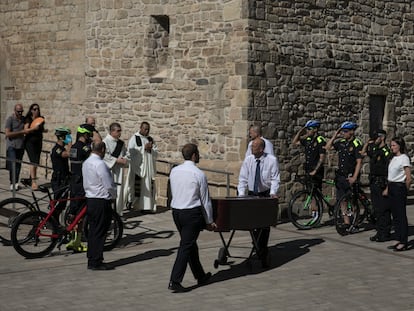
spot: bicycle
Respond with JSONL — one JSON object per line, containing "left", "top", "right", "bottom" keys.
{"left": 288, "top": 175, "right": 336, "bottom": 229}
{"left": 334, "top": 182, "right": 374, "bottom": 236}
{"left": 10, "top": 194, "right": 123, "bottom": 259}
{"left": 0, "top": 178, "right": 69, "bottom": 245}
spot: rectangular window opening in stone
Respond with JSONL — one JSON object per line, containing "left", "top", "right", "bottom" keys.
{"left": 147, "top": 15, "right": 170, "bottom": 79}
{"left": 368, "top": 95, "right": 386, "bottom": 137}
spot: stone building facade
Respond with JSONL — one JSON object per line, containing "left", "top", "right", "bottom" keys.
{"left": 1, "top": 1, "right": 413, "bottom": 210}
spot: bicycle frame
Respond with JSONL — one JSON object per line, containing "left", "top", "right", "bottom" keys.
{"left": 34, "top": 197, "right": 87, "bottom": 239}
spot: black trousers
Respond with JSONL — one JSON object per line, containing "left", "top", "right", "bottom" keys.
{"left": 86, "top": 198, "right": 112, "bottom": 267}
{"left": 248, "top": 190, "right": 270, "bottom": 259}
{"left": 6, "top": 147, "right": 24, "bottom": 184}
{"left": 69, "top": 175, "right": 86, "bottom": 215}
{"left": 388, "top": 182, "right": 408, "bottom": 244}
{"left": 370, "top": 183, "right": 391, "bottom": 238}
{"left": 170, "top": 207, "right": 206, "bottom": 284}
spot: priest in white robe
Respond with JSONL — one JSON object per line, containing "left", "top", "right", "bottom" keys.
{"left": 103, "top": 122, "right": 128, "bottom": 216}
{"left": 124, "top": 121, "right": 158, "bottom": 213}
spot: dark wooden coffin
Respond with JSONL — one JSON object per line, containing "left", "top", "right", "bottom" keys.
{"left": 212, "top": 197, "right": 278, "bottom": 231}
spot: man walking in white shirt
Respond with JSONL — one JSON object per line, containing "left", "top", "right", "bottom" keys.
{"left": 168, "top": 143, "right": 217, "bottom": 293}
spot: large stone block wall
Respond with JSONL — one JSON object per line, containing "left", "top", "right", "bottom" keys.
{"left": 1, "top": 0, "right": 414, "bottom": 211}
{"left": 84, "top": 0, "right": 250, "bottom": 163}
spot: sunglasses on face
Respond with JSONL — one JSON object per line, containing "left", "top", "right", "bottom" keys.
{"left": 32, "top": 107, "right": 39, "bottom": 111}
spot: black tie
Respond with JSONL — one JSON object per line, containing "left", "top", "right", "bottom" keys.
{"left": 253, "top": 159, "right": 260, "bottom": 194}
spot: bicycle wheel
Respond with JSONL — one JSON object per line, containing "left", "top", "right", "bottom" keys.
{"left": 0, "top": 198, "right": 35, "bottom": 245}
{"left": 11, "top": 211, "right": 59, "bottom": 259}
{"left": 288, "top": 190, "right": 323, "bottom": 230}
{"left": 83, "top": 209, "right": 123, "bottom": 251}
{"left": 334, "top": 192, "right": 360, "bottom": 236}
{"left": 357, "top": 194, "right": 374, "bottom": 225}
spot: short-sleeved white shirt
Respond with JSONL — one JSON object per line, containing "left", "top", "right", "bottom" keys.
{"left": 388, "top": 154, "right": 411, "bottom": 183}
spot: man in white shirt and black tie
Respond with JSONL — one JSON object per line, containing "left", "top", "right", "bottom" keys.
{"left": 82, "top": 141, "right": 117, "bottom": 271}
{"left": 168, "top": 143, "right": 217, "bottom": 293}
{"left": 238, "top": 137, "right": 280, "bottom": 267}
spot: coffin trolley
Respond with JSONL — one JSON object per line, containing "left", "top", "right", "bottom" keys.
{"left": 212, "top": 197, "right": 278, "bottom": 269}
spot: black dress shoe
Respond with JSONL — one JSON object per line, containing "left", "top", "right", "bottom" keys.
{"left": 88, "top": 263, "right": 114, "bottom": 271}
{"left": 387, "top": 244, "right": 398, "bottom": 250}
{"left": 370, "top": 235, "right": 387, "bottom": 242}
{"left": 197, "top": 272, "right": 212, "bottom": 286}
{"left": 393, "top": 244, "right": 407, "bottom": 252}
{"left": 168, "top": 282, "right": 189, "bottom": 293}
{"left": 369, "top": 235, "right": 379, "bottom": 242}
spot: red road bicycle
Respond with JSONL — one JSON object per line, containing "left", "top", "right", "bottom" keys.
{"left": 11, "top": 194, "right": 123, "bottom": 259}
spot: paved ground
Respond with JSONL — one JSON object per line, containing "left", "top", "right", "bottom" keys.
{"left": 0, "top": 173, "right": 414, "bottom": 311}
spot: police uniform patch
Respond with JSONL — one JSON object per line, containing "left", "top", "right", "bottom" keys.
{"left": 56, "top": 149, "right": 62, "bottom": 155}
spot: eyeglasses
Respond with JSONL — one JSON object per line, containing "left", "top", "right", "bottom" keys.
{"left": 306, "top": 127, "right": 316, "bottom": 130}
{"left": 341, "top": 129, "right": 350, "bottom": 133}
{"left": 32, "top": 108, "right": 39, "bottom": 111}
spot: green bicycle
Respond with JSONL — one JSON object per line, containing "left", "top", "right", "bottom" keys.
{"left": 334, "top": 182, "right": 374, "bottom": 236}
{"left": 288, "top": 175, "right": 336, "bottom": 230}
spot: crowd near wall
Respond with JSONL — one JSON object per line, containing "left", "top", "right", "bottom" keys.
{"left": 1, "top": 0, "right": 414, "bottom": 211}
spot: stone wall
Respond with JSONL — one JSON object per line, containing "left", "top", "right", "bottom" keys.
{"left": 247, "top": 0, "right": 414, "bottom": 204}
{"left": 1, "top": 0, "right": 414, "bottom": 212}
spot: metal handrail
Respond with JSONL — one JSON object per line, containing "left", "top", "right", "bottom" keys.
{"left": 157, "top": 159, "right": 234, "bottom": 196}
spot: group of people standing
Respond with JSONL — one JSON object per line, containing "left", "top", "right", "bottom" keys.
{"left": 293, "top": 120, "right": 412, "bottom": 252}
{"left": 5, "top": 103, "right": 47, "bottom": 191}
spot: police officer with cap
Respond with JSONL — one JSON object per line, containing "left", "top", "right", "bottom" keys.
{"left": 326, "top": 121, "right": 363, "bottom": 232}
{"left": 292, "top": 120, "right": 327, "bottom": 224}
{"left": 66, "top": 123, "right": 94, "bottom": 252}
{"left": 51, "top": 127, "right": 72, "bottom": 212}
{"left": 362, "top": 129, "right": 391, "bottom": 241}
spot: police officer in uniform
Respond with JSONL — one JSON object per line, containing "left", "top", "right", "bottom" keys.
{"left": 326, "top": 121, "right": 363, "bottom": 232}
{"left": 66, "top": 124, "right": 94, "bottom": 252}
{"left": 362, "top": 129, "right": 391, "bottom": 241}
{"left": 50, "top": 127, "right": 72, "bottom": 212}
{"left": 292, "top": 120, "right": 326, "bottom": 224}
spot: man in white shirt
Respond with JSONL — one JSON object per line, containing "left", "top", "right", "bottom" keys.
{"left": 238, "top": 138, "right": 280, "bottom": 267}
{"left": 83, "top": 141, "right": 117, "bottom": 270}
{"left": 168, "top": 143, "right": 217, "bottom": 293}
{"left": 103, "top": 122, "right": 128, "bottom": 217}
{"left": 245, "top": 124, "right": 274, "bottom": 157}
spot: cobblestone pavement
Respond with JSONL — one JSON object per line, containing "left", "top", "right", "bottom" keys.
{"left": 0, "top": 174, "right": 413, "bottom": 311}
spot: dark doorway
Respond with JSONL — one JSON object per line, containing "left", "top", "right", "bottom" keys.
{"left": 369, "top": 95, "right": 386, "bottom": 137}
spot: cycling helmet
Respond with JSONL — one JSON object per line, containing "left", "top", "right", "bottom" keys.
{"left": 340, "top": 121, "right": 358, "bottom": 130}
{"left": 55, "top": 126, "right": 71, "bottom": 137}
{"left": 77, "top": 123, "right": 94, "bottom": 134}
{"left": 305, "top": 120, "right": 320, "bottom": 128}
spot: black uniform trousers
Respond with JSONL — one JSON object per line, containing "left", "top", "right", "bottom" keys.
{"left": 388, "top": 182, "right": 408, "bottom": 245}
{"left": 170, "top": 207, "right": 206, "bottom": 284}
{"left": 86, "top": 198, "right": 112, "bottom": 267}
{"left": 370, "top": 181, "right": 391, "bottom": 238}
{"left": 248, "top": 190, "right": 270, "bottom": 260}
